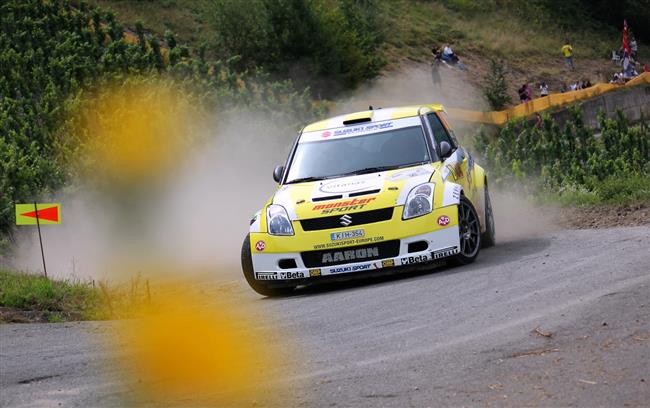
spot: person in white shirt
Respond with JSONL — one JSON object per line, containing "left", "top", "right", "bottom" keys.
{"left": 442, "top": 45, "right": 454, "bottom": 61}
{"left": 539, "top": 82, "right": 549, "bottom": 97}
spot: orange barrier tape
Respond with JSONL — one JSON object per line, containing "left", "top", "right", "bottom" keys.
{"left": 448, "top": 72, "right": 650, "bottom": 125}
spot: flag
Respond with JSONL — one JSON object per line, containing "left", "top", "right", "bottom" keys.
{"left": 15, "top": 203, "right": 61, "bottom": 225}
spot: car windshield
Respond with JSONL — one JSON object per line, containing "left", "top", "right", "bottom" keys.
{"left": 285, "top": 125, "right": 432, "bottom": 183}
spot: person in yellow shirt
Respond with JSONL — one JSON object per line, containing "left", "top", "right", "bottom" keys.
{"left": 561, "top": 40, "right": 574, "bottom": 70}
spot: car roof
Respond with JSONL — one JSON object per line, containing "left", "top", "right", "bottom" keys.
{"left": 302, "top": 104, "right": 445, "bottom": 132}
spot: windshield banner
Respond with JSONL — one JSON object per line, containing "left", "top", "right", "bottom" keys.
{"left": 300, "top": 116, "right": 422, "bottom": 143}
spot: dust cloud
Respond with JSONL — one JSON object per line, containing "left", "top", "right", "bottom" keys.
{"left": 333, "top": 62, "right": 487, "bottom": 117}
{"left": 491, "top": 189, "right": 561, "bottom": 242}
{"left": 9, "top": 110, "right": 296, "bottom": 282}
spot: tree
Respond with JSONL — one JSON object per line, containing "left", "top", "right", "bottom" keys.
{"left": 483, "top": 59, "right": 511, "bottom": 110}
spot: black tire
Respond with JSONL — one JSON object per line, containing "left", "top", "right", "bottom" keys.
{"left": 451, "top": 196, "right": 482, "bottom": 265}
{"left": 481, "top": 182, "right": 496, "bottom": 248}
{"left": 241, "top": 234, "right": 295, "bottom": 297}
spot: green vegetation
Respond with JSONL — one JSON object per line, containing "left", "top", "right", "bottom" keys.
{"left": 0, "top": 0, "right": 322, "bottom": 246}
{"left": 483, "top": 59, "right": 511, "bottom": 110}
{"left": 202, "top": 0, "right": 385, "bottom": 91}
{"left": 0, "top": 268, "right": 103, "bottom": 321}
{"left": 0, "top": 268, "right": 159, "bottom": 322}
{"left": 475, "top": 109, "right": 650, "bottom": 205}
{"left": 88, "top": 0, "right": 640, "bottom": 88}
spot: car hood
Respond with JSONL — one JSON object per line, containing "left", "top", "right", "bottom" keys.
{"left": 273, "top": 163, "right": 441, "bottom": 220}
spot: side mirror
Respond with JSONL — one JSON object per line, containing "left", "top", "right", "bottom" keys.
{"left": 439, "top": 141, "right": 452, "bottom": 159}
{"left": 272, "top": 165, "right": 284, "bottom": 183}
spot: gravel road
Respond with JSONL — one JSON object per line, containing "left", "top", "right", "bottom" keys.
{"left": 1, "top": 225, "right": 649, "bottom": 407}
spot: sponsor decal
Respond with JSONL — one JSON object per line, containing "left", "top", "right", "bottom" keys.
{"left": 401, "top": 254, "right": 430, "bottom": 265}
{"left": 388, "top": 167, "right": 431, "bottom": 181}
{"left": 437, "top": 215, "right": 450, "bottom": 226}
{"left": 256, "top": 272, "right": 277, "bottom": 280}
{"left": 255, "top": 240, "right": 266, "bottom": 251}
{"left": 314, "top": 235, "right": 384, "bottom": 250}
{"left": 329, "top": 121, "right": 394, "bottom": 138}
{"left": 279, "top": 271, "right": 306, "bottom": 279}
{"left": 329, "top": 264, "right": 372, "bottom": 274}
{"left": 312, "top": 197, "right": 376, "bottom": 214}
{"left": 309, "top": 268, "right": 321, "bottom": 277}
{"left": 319, "top": 179, "right": 370, "bottom": 194}
{"left": 322, "top": 247, "right": 380, "bottom": 264}
{"left": 322, "top": 131, "right": 331, "bottom": 138}
{"left": 431, "top": 246, "right": 459, "bottom": 260}
{"left": 331, "top": 229, "right": 364, "bottom": 241}
{"left": 382, "top": 259, "right": 395, "bottom": 267}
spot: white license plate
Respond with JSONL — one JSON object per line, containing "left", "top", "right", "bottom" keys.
{"left": 330, "top": 229, "right": 365, "bottom": 241}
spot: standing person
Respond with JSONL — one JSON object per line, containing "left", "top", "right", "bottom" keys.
{"left": 518, "top": 84, "right": 528, "bottom": 102}
{"left": 525, "top": 83, "right": 532, "bottom": 101}
{"left": 539, "top": 82, "right": 549, "bottom": 97}
{"left": 630, "top": 36, "right": 638, "bottom": 60}
{"left": 561, "top": 39, "right": 574, "bottom": 70}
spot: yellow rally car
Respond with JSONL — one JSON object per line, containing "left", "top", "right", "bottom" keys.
{"left": 241, "top": 104, "right": 495, "bottom": 296}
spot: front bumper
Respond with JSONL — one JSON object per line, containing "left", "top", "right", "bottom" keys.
{"left": 250, "top": 206, "right": 460, "bottom": 281}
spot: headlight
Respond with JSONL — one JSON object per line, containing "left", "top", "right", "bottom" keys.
{"left": 403, "top": 183, "right": 435, "bottom": 220}
{"left": 267, "top": 204, "right": 294, "bottom": 235}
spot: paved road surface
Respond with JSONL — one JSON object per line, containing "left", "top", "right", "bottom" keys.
{"left": 1, "top": 226, "right": 649, "bottom": 407}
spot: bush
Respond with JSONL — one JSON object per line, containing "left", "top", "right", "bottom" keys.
{"left": 202, "top": 0, "right": 386, "bottom": 90}
{"left": 474, "top": 108, "right": 650, "bottom": 204}
{"left": 483, "top": 59, "right": 511, "bottom": 110}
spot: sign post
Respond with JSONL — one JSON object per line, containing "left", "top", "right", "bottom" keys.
{"left": 34, "top": 202, "right": 47, "bottom": 277}
{"left": 15, "top": 203, "right": 61, "bottom": 277}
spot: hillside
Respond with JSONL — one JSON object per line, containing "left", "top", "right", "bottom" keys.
{"left": 86, "top": 0, "right": 648, "bottom": 102}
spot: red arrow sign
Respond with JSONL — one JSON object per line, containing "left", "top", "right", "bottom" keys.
{"left": 20, "top": 206, "right": 60, "bottom": 223}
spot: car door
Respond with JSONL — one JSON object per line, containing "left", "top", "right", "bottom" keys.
{"left": 426, "top": 112, "right": 477, "bottom": 202}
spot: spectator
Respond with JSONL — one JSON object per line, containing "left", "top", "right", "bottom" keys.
{"left": 525, "top": 83, "right": 532, "bottom": 101}
{"left": 630, "top": 36, "right": 638, "bottom": 60}
{"left": 583, "top": 79, "right": 592, "bottom": 88}
{"left": 518, "top": 84, "right": 529, "bottom": 102}
{"left": 539, "top": 82, "right": 549, "bottom": 97}
{"left": 442, "top": 44, "right": 455, "bottom": 62}
{"left": 643, "top": 63, "right": 649, "bottom": 73}
{"left": 569, "top": 81, "right": 578, "bottom": 91}
{"left": 559, "top": 82, "right": 568, "bottom": 93}
{"left": 561, "top": 39, "right": 574, "bottom": 70}
{"left": 623, "top": 63, "right": 639, "bottom": 80}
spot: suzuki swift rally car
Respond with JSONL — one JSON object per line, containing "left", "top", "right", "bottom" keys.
{"left": 241, "top": 104, "right": 495, "bottom": 296}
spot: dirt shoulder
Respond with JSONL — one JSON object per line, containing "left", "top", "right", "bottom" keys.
{"left": 559, "top": 201, "right": 650, "bottom": 230}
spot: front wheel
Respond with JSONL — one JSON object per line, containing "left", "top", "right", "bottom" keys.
{"left": 452, "top": 196, "right": 481, "bottom": 265}
{"left": 241, "top": 235, "right": 295, "bottom": 297}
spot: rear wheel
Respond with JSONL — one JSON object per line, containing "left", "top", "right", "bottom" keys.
{"left": 452, "top": 196, "right": 481, "bottom": 265}
{"left": 481, "top": 182, "right": 496, "bottom": 248}
{"left": 241, "top": 235, "right": 295, "bottom": 297}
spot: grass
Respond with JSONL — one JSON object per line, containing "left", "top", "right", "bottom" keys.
{"left": 541, "top": 175, "right": 650, "bottom": 207}
{"left": 88, "top": 0, "right": 209, "bottom": 47}
{"left": 0, "top": 269, "right": 153, "bottom": 323}
{"left": 0, "top": 268, "right": 104, "bottom": 322}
